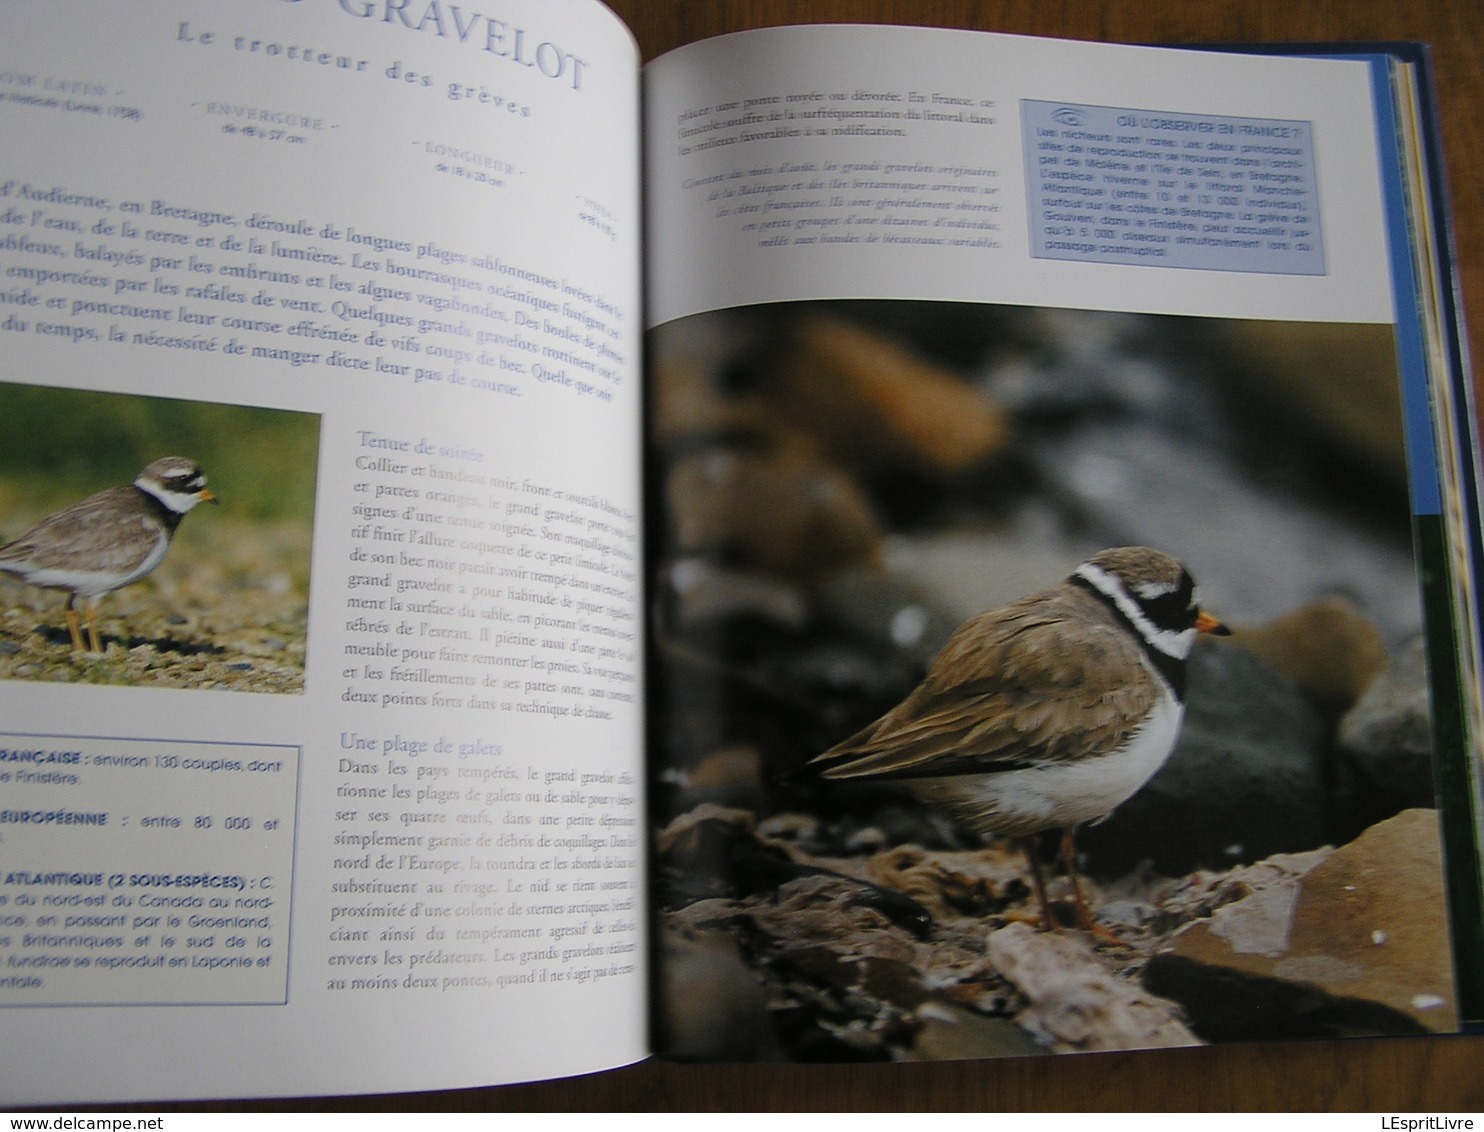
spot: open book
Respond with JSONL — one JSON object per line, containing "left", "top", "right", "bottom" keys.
{"left": 1, "top": 0, "right": 1480, "bottom": 1105}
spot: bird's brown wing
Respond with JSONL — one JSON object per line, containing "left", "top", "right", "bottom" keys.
{"left": 810, "top": 588, "right": 1160, "bottom": 780}
{"left": 0, "top": 488, "right": 150, "bottom": 573}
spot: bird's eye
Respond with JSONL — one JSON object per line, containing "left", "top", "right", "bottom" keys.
{"left": 1139, "top": 575, "right": 1197, "bottom": 628}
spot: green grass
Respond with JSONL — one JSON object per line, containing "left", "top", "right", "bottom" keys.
{"left": 0, "top": 383, "right": 320, "bottom": 523}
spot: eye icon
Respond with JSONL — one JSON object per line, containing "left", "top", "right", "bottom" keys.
{"left": 1051, "top": 107, "right": 1085, "bottom": 127}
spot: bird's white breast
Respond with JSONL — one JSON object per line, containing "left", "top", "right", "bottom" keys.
{"left": 914, "top": 692, "right": 1185, "bottom": 837}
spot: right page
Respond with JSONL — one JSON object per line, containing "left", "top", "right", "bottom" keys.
{"left": 642, "top": 25, "right": 1479, "bottom": 1061}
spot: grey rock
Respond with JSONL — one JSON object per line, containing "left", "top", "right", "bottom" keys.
{"left": 906, "top": 1001, "right": 1056, "bottom": 1060}
{"left": 1081, "top": 640, "right": 1330, "bottom": 875}
{"left": 987, "top": 922, "right": 1200, "bottom": 1051}
{"left": 1338, "top": 637, "right": 1437, "bottom": 812}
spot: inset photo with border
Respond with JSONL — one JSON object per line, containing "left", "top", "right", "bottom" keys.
{"left": 0, "top": 382, "right": 319, "bottom": 693}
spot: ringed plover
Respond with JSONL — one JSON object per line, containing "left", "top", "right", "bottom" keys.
{"left": 811, "top": 546, "right": 1229, "bottom": 933}
{"left": 0, "top": 456, "right": 218, "bottom": 654}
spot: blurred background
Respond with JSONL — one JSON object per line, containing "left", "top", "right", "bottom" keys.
{"left": 0, "top": 383, "right": 319, "bottom": 524}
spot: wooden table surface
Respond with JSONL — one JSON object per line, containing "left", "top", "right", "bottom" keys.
{"left": 158, "top": 0, "right": 1484, "bottom": 1114}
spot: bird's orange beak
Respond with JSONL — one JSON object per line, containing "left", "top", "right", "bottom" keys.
{"left": 1196, "top": 610, "right": 1230, "bottom": 636}
{"left": 200, "top": 488, "right": 219, "bottom": 505}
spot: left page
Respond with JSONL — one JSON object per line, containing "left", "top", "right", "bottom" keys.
{"left": 0, "top": 0, "right": 645, "bottom": 1105}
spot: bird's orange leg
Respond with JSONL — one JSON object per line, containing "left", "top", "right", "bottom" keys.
{"left": 1017, "top": 836, "right": 1056, "bottom": 930}
{"left": 1059, "top": 829, "right": 1127, "bottom": 945}
{"left": 1059, "top": 829, "right": 1097, "bottom": 930}
{"left": 85, "top": 601, "right": 102, "bottom": 654}
{"left": 1010, "top": 833, "right": 1127, "bottom": 944}
{"left": 63, "top": 596, "right": 86, "bottom": 653}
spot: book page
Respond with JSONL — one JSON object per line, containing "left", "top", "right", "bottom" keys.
{"left": 0, "top": 0, "right": 644, "bottom": 1105}
{"left": 645, "top": 26, "right": 1392, "bottom": 325}
{"left": 643, "top": 27, "right": 1467, "bottom": 1062}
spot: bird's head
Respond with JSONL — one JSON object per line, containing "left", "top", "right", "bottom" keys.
{"left": 1073, "top": 546, "right": 1230, "bottom": 661}
{"left": 136, "top": 457, "right": 218, "bottom": 514}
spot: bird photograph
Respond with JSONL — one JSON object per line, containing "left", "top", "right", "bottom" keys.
{"left": 810, "top": 546, "right": 1229, "bottom": 937}
{"left": 0, "top": 456, "right": 218, "bottom": 655}
{"left": 647, "top": 299, "right": 1456, "bottom": 1061}
{"left": 0, "top": 382, "right": 318, "bottom": 692}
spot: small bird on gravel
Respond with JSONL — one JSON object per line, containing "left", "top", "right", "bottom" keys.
{"left": 811, "top": 546, "right": 1229, "bottom": 934}
{"left": 0, "top": 457, "right": 218, "bottom": 654}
